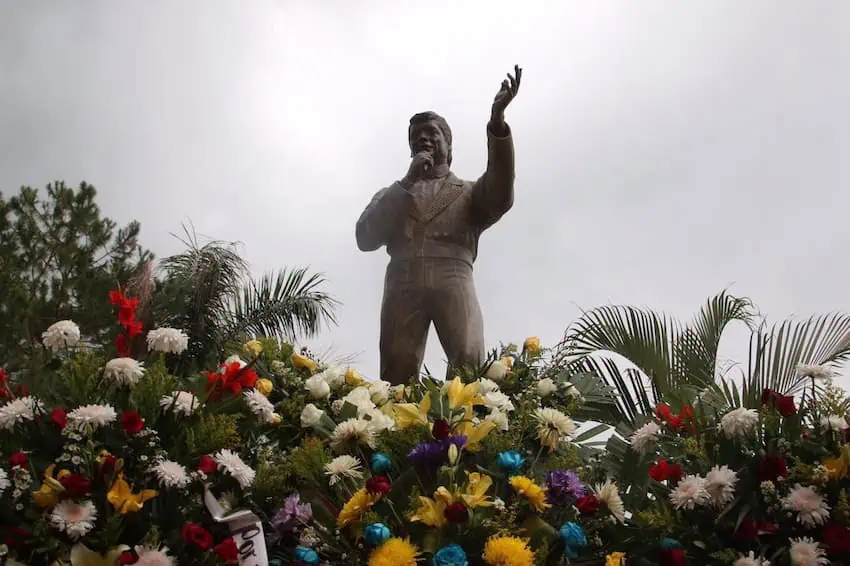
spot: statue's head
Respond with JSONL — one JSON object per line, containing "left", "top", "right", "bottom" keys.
{"left": 408, "top": 111, "right": 452, "bottom": 167}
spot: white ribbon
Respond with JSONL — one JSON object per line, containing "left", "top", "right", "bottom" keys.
{"left": 204, "top": 487, "right": 269, "bottom": 566}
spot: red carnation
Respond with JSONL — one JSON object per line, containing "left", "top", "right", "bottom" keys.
{"left": 649, "top": 458, "right": 683, "bottom": 483}
{"left": 823, "top": 523, "right": 850, "bottom": 555}
{"left": 181, "top": 523, "right": 213, "bottom": 550}
{"left": 198, "top": 455, "right": 218, "bottom": 474}
{"left": 60, "top": 473, "right": 91, "bottom": 497}
{"left": 100, "top": 454, "right": 118, "bottom": 475}
{"left": 733, "top": 517, "right": 758, "bottom": 541}
{"left": 660, "top": 547, "right": 686, "bottom": 566}
{"left": 432, "top": 419, "right": 451, "bottom": 440}
{"left": 50, "top": 407, "right": 67, "bottom": 429}
{"left": 757, "top": 455, "right": 788, "bottom": 482}
{"left": 9, "top": 452, "right": 28, "bottom": 468}
{"left": 576, "top": 494, "right": 601, "bottom": 515}
{"left": 365, "top": 475, "right": 391, "bottom": 495}
{"left": 120, "top": 411, "right": 145, "bottom": 434}
{"left": 213, "top": 538, "right": 240, "bottom": 563}
{"left": 118, "top": 550, "right": 138, "bottom": 565}
{"left": 444, "top": 502, "right": 469, "bottom": 523}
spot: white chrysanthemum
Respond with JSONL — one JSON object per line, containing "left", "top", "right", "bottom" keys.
{"left": 670, "top": 475, "right": 710, "bottom": 510}
{"left": 146, "top": 328, "right": 189, "bottom": 354}
{"left": 485, "top": 359, "right": 509, "bottom": 380}
{"left": 243, "top": 389, "right": 277, "bottom": 424}
{"left": 485, "top": 409, "right": 510, "bottom": 432}
{"left": 483, "top": 391, "right": 515, "bottom": 412}
{"left": 629, "top": 422, "right": 661, "bottom": 455}
{"left": 159, "top": 391, "right": 199, "bottom": 416}
{"left": 0, "top": 396, "right": 44, "bottom": 430}
{"left": 42, "top": 320, "right": 81, "bottom": 351}
{"left": 704, "top": 465, "right": 738, "bottom": 507}
{"left": 797, "top": 363, "right": 834, "bottom": 382}
{"left": 330, "top": 418, "right": 377, "bottom": 452}
{"left": 789, "top": 537, "right": 828, "bottom": 566}
{"left": 300, "top": 403, "right": 324, "bottom": 428}
{"left": 223, "top": 354, "right": 247, "bottom": 369}
{"left": 734, "top": 551, "right": 770, "bottom": 566}
{"left": 67, "top": 404, "right": 117, "bottom": 433}
{"left": 478, "top": 378, "right": 501, "bottom": 395}
{"left": 304, "top": 374, "right": 330, "bottom": 399}
{"left": 213, "top": 449, "right": 256, "bottom": 489}
{"left": 820, "top": 415, "right": 847, "bottom": 432}
{"left": 151, "top": 459, "right": 191, "bottom": 489}
{"left": 50, "top": 500, "right": 97, "bottom": 539}
{"left": 0, "top": 467, "right": 10, "bottom": 497}
{"left": 594, "top": 480, "right": 625, "bottom": 522}
{"left": 134, "top": 545, "right": 177, "bottom": 566}
{"left": 368, "top": 379, "right": 392, "bottom": 405}
{"left": 103, "top": 357, "right": 145, "bottom": 386}
{"left": 324, "top": 455, "right": 363, "bottom": 485}
{"left": 343, "top": 386, "right": 377, "bottom": 416}
{"left": 720, "top": 407, "right": 760, "bottom": 438}
{"left": 536, "top": 377, "right": 558, "bottom": 397}
{"left": 783, "top": 484, "right": 831, "bottom": 528}
{"left": 533, "top": 407, "right": 576, "bottom": 450}
{"left": 317, "top": 365, "right": 346, "bottom": 389}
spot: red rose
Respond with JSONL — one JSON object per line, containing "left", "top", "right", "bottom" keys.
{"left": 9, "top": 452, "right": 28, "bottom": 468}
{"left": 760, "top": 388, "right": 774, "bottom": 405}
{"left": 15, "top": 385, "right": 28, "bottom": 397}
{"left": 100, "top": 454, "right": 118, "bottom": 475}
{"left": 198, "top": 455, "right": 218, "bottom": 474}
{"left": 776, "top": 395, "right": 796, "bottom": 416}
{"left": 576, "top": 494, "right": 600, "bottom": 515}
{"left": 5, "top": 526, "right": 31, "bottom": 548}
{"left": 733, "top": 517, "right": 758, "bottom": 541}
{"left": 432, "top": 419, "right": 451, "bottom": 440}
{"left": 50, "top": 407, "right": 67, "bottom": 429}
{"left": 757, "top": 520, "right": 777, "bottom": 535}
{"left": 823, "top": 523, "right": 850, "bottom": 555}
{"left": 365, "top": 475, "right": 391, "bottom": 495}
{"left": 120, "top": 411, "right": 145, "bottom": 434}
{"left": 181, "top": 523, "right": 213, "bottom": 550}
{"left": 757, "top": 455, "right": 788, "bottom": 482}
{"left": 444, "top": 502, "right": 469, "bottom": 523}
{"left": 119, "top": 550, "right": 139, "bottom": 565}
{"left": 660, "top": 547, "right": 686, "bottom": 566}
{"left": 59, "top": 473, "right": 91, "bottom": 497}
{"left": 214, "top": 538, "right": 240, "bottom": 563}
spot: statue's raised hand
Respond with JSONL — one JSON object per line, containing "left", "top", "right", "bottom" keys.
{"left": 491, "top": 65, "right": 522, "bottom": 121}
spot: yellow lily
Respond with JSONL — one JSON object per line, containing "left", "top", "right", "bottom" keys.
{"left": 393, "top": 394, "right": 431, "bottom": 429}
{"left": 70, "top": 543, "right": 129, "bottom": 566}
{"left": 606, "top": 552, "right": 627, "bottom": 566}
{"left": 409, "top": 495, "right": 448, "bottom": 528}
{"left": 434, "top": 472, "right": 493, "bottom": 509}
{"left": 824, "top": 446, "right": 850, "bottom": 480}
{"left": 446, "top": 376, "right": 483, "bottom": 410}
{"left": 32, "top": 464, "right": 69, "bottom": 508}
{"left": 454, "top": 410, "right": 496, "bottom": 451}
{"left": 106, "top": 474, "right": 158, "bottom": 514}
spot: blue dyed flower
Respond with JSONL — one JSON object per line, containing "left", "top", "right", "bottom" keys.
{"left": 546, "top": 469, "right": 585, "bottom": 503}
{"left": 559, "top": 521, "right": 587, "bottom": 559}
{"left": 660, "top": 538, "right": 682, "bottom": 549}
{"left": 364, "top": 522, "right": 392, "bottom": 546}
{"left": 497, "top": 450, "right": 526, "bottom": 476}
{"left": 371, "top": 452, "right": 392, "bottom": 474}
{"left": 432, "top": 544, "right": 468, "bottom": 566}
{"left": 294, "top": 546, "right": 320, "bottom": 565}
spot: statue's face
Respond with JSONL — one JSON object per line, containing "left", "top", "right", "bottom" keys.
{"left": 409, "top": 119, "right": 449, "bottom": 166}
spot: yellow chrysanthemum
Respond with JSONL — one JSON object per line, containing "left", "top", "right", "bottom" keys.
{"left": 243, "top": 339, "right": 263, "bottom": 357}
{"left": 393, "top": 395, "right": 431, "bottom": 429}
{"left": 368, "top": 537, "right": 419, "bottom": 566}
{"left": 337, "top": 487, "right": 381, "bottom": 529}
{"left": 606, "top": 552, "right": 627, "bottom": 566}
{"left": 482, "top": 536, "right": 534, "bottom": 566}
{"left": 345, "top": 367, "right": 364, "bottom": 386}
{"left": 291, "top": 351, "right": 318, "bottom": 373}
{"left": 509, "top": 475, "right": 550, "bottom": 512}
{"left": 446, "top": 376, "right": 483, "bottom": 410}
{"left": 409, "top": 495, "right": 448, "bottom": 528}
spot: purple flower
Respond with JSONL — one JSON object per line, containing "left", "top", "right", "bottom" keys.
{"left": 271, "top": 493, "right": 313, "bottom": 532}
{"left": 546, "top": 469, "right": 585, "bottom": 503}
{"left": 408, "top": 435, "right": 468, "bottom": 468}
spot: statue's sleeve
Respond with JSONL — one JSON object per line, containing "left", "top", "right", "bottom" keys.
{"left": 470, "top": 123, "right": 515, "bottom": 229}
{"left": 355, "top": 183, "right": 412, "bottom": 251}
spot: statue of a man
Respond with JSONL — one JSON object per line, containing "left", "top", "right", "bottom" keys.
{"left": 356, "top": 66, "right": 522, "bottom": 385}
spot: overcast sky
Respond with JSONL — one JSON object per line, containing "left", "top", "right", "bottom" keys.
{"left": 2, "top": 1, "right": 849, "bottom": 384}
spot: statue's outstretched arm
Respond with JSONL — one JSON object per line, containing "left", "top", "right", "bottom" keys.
{"left": 355, "top": 183, "right": 411, "bottom": 251}
{"left": 470, "top": 123, "right": 515, "bottom": 229}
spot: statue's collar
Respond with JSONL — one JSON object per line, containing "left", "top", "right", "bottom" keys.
{"left": 423, "top": 163, "right": 450, "bottom": 179}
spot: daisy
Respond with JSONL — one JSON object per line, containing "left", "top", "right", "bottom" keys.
{"left": 42, "top": 320, "right": 81, "bottom": 351}
{"left": 704, "top": 465, "right": 738, "bottom": 507}
{"left": 103, "top": 358, "right": 145, "bottom": 386}
{"left": 796, "top": 363, "right": 834, "bottom": 382}
{"left": 330, "top": 418, "right": 377, "bottom": 453}
{"left": 214, "top": 449, "right": 256, "bottom": 489}
{"left": 629, "top": 422, "right": 661, "bottom": 455}
{"left": 324, "top": 455, "right": 363, "bottom": 485}
{"left": 783, "top": 485, "right": 830, "bottom": 528}
{"left": 146, "top": 328, "right": 188, "bottom": 355}
{"left": 669, "top": 475, "right": 710, "bottom": 510}
{"left": 151, "top": 459, "right": 191, "bottom": 489}
{"left": 734, "top": 551, "right": 770, "bottom": 566}
{"left": 534, "top": 407, "right": 576, "bottom": 450}
{"left": 159, "top": 391, "right": 199, "bottom": 416}
{"left": 0, "top": 467, "right": 10, "bottom": 497}
{"left": 134, "top": 546, "right": 177, "bottom": 566}
{"left": 0, "top": 396, "right": 44, "bottom": 430}
{"left": 50, "top": 500, "right": 97, "bottom": 539}
{"left": 720, "top": 407, "right": 759, "bottom": 438}
{"left": 536, "top": 377, "right": 558, "bottom": 397}
{"left": 789, "top": 537, "right": 828, "bottom": 566}
{"left": 482, "top": 391, "right": 515, "bottom": 412}
{"left": 243, "top": 389, "right": 277, "bottom": 424}
{"left": 594, "top": 480, "right": 626, "bottom": 522}
{"left": 67, "top": 404, "right": 117, "bottom": 433}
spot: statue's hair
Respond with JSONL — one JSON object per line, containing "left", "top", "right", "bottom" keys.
{"left": 408, "top": 111, "right": 452, "bottom": 166}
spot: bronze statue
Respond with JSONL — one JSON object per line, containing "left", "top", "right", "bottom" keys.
{"left": 356, "top": 65, "right": 522, "bottom": 385}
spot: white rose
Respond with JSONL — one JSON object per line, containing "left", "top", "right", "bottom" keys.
{"left": 536, "top": 378, "right": 558, "bottom": 397}
{"left": 369, "top": 380, "right": 392, "bottom": 405}
{"left": 319, "top": 365, "right": 346, "bottom": 389}
{"left": 485, "top": 359, "right": 508, "bottom": 381}
{"left": 300, "top": 403, "right": 324, "bottom": 427}
{"left": 364, "top": 408, "right": 395, "bottom": 433}
{"left": 343, "top": 387, "right": 376, "bottom": 415}
{"left": 304, "top": 374, "right": 330, "bottom": 399}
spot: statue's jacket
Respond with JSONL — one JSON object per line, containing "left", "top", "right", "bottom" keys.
{"left": 356, "top": 124, "right": 515, "bottom": 267}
